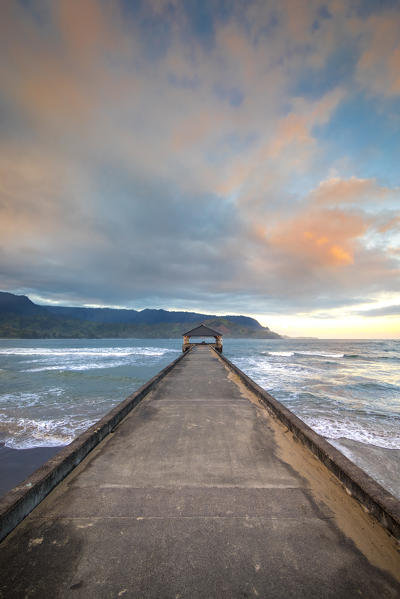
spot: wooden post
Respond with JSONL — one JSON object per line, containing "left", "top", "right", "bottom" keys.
{"left": 182, "top": 335, "right": 190, "bottom": 352}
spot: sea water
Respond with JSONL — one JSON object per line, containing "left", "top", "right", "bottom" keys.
{"left": 0, "top": 338, "right": 399, "bottom": 496}
{"left": 0, "top": 339, "right": 181, "bottom": 448}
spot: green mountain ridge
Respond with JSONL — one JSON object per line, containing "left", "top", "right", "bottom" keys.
{"left": 0, "top": 292, "right": 282, "bottom": 339}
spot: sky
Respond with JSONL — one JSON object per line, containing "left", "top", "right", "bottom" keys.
{"left": 0, "top": 0, "right": 399, "bottom": 338}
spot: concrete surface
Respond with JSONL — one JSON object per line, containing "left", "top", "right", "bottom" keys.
{"left": 0, "top": 346, "right": 399, "bottom": 598}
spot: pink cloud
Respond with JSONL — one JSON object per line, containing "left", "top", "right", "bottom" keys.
{"left": 310, "top": 177, "right": 390, "bottom": 205}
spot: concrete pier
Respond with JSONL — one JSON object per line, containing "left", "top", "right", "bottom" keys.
{"left": 0, "top": 346, "right": 399, "bottom": 598}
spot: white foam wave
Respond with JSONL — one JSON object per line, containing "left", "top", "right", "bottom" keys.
{"left": 303, "top": 415, "right": 400, "bottom": 449}
{"left": 8, "top": 346, "right": 179, "bottom": 372}
{"left": 0, "top": 346, "right": 176, "bottom": 357}
{"left": 3, "top": 435, "right": 72, "bottom": 449}
{"left": 295, "top": 351, "right": 344, "bottom": 358}
{"left": 0, "top": 392, "right": 43, "bottom": 407}
{"left": 0, "top": 414, "right": 97, "bottom": 449}
{"left": 263, "top": 350, "right": 344, "bottom": 359}
{"left": 0, "top": 389, "right": 65, "bottom": 404}
{"left": 24, "top": 360, "right": 129, "bottom": 372}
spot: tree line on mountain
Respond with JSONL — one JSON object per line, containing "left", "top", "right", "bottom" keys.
{"left": 0, "top": 292, "right": 281, "bottom": 339}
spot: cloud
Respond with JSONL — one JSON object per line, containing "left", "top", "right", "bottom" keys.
{"left": 224, "top": 174, "right": 400, "bottom": 310}
{"left": 378, "top": 214, "right": 400, "bottom": 233}
{"left": 310, "top": 176, "right": 391, "bottom": 205}
{"left": 0, "top": 0, "right": 399, "bottom": 320}
{"left": 358, "top": 305, "right": 400, "bottom": 317}
{"left": 268, "top": 209, "right": 365, "bottom": 267}
{"left": 353, "top": 10, "right": 400, "bottom": 97}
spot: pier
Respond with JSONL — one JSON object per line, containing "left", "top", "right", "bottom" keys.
{"left": 0, "top": 346, "right": 399, "bottom": 597}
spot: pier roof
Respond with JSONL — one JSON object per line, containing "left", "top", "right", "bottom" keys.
{"left": 182, "top": 323, "right": 222, "bottom": 337}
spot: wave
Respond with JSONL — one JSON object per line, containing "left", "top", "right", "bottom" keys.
{"left": 0, "top": 393, "right": 41, "bottom": 408}
{"left": 266, "top": 350, "right": 344, "bottom": 358}
{"left": 0, "top": 414, "right": 97, "bottom": 449}
{"left": 23, "top": 360, "right": 130, "bottom": 372}
{"left": 303, "top": 415, "right": 400, "bottom": 450}
{"left": 0, "top": 346, "right": 178, "bottom": 357}
{"left": 3, "top": 346, "right": 180, "bottom": 372}
{"left": 294, "top": 351, "right": 344, "bottom": 358}
{"left": 344, "top": 353, "right": 400, "bottom": 362}
{"left": 265, "top": 351, "right": 294, "bottom": 357}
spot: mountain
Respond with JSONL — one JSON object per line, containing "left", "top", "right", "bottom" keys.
{"left": 0, "top": 292, "right": 45, "bottom": 316}
{"left": 0, "top": 291, "right": 282, "bottom": 339}
{"left": 44, "top": 306, "right": 262, "bottom": 328}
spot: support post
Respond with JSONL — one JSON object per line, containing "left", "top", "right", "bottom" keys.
{"left": 182, "top": 335, "right": 190, "bottom": 352}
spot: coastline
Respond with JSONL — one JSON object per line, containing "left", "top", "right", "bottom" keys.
{"left": 0, "top": 444, "right": 62, "bottom": 497}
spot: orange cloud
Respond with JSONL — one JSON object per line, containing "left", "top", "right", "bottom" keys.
{"left": 267, "top": 207, "right": 365, "bottom": 269}
{"left": 329, "top": 245, "right": 353, "bottom": 265}
{"left": 310, "top": 176, "right": 389, "bottom": 205}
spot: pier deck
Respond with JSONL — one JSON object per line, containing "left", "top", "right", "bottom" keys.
{"left": 0, "top": 346, "right": 399, "bottom": 598}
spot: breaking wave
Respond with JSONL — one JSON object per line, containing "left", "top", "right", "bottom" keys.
{"left": 0, "top": 346, "right": 178, "bottom": 357}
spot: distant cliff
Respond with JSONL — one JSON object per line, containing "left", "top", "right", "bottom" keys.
{"left": 0, "top": 292, "right": 282, "bottom": 339}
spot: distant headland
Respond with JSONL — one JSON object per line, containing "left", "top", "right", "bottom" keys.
{"left": 0, "top": 292, "right": 282, "bottom": 339}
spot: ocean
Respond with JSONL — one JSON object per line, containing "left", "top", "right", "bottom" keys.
{"left": 0, "top": 338, "right": 399, "bottom": 498}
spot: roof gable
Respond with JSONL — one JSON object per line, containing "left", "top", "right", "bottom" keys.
{"left": 182, "top": 323, "right": 223, "bottom": 337}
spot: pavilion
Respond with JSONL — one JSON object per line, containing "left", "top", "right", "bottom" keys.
{"left": 182, "top": 323, "right": 223, "bottom": 353}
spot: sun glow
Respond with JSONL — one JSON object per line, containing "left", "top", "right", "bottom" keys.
{"left": 255, "top": 298, "right": 400, "bottom": 339}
